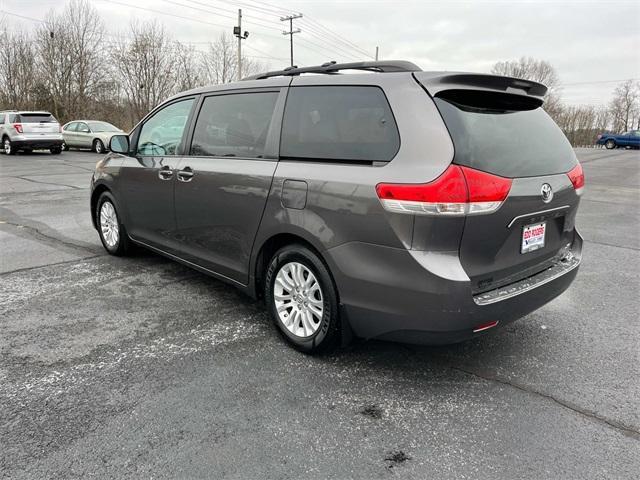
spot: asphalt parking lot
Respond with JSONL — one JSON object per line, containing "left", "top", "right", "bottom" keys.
{"left": 1, "top": 148, "right": 639, "bottom": 479}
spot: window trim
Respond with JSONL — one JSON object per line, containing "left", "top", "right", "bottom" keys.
{"left": 184, "top": 87, "right": 286, "bottom": 162}
{"left": 278, "top": 84, "right": 401, "bottom": 164}
{"left": 132, "top": 95, "right": 199, "bottom": 157}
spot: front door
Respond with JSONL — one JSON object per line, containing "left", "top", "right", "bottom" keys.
{"left": 117, "top": 97, "right": 196, "bottom": 250}
{"left": 76, "top": 122, "right": 92, "bottom": 148}
{"left": 173, "top": 89, "right": 285, "bottom": 284}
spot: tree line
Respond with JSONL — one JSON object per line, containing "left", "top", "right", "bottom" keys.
{"left": 1, "top": 1, "right": 638, "bottom": 146}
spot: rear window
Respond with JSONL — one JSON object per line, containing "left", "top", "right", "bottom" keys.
{"left": 434, "top": 94, "right": 576, "bottom": 178}
{"left": 18, "top": 113, "right": 56, "bottom": 123}
{"left": 281, "top": 86, "right": 399, "bottom": 162}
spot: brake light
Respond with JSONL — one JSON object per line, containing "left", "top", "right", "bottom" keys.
{"left": 566, "top": 163, "right": 584, "bottom": 195}
{"left": 12, "top": 123, "right": 23, "bottom": 134}
{"left": 375, "top": 165, "right": 512, "bottom": 216}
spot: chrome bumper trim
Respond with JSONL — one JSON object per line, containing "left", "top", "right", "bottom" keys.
{"left": 473, "top": 254, "right": 580, "bottom": 306}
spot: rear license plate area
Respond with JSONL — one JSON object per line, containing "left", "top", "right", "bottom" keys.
{"left": 521, "top": 222, "right": 546, "bottom": 253}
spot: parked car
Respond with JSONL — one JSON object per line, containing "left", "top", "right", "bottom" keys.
{"left": 90, "top": 60, "right": 584, "bottom": 353}
{"left": 596, "top": 130, "right": 640, "bottom": 149}
{"left": 0, "top": 110, "right": 64, "bottom": 154}
{"left": 62, "top": 120, "right": 124, "bottom": 153}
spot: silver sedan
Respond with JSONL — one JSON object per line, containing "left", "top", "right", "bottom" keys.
{"left": 62, "top": 120, "right": 124, "bottom": 153}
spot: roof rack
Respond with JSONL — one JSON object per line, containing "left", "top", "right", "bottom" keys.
{"left": 242, "top": 60, "right": 422, "bottom": 81}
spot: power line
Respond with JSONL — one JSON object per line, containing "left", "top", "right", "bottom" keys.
{"left": 561, "top": 78, "right": 639, "bottom": 86}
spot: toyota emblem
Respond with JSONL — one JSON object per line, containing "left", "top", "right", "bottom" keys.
{"left": 541, "top": 183, "right": 553, "bottom": 203}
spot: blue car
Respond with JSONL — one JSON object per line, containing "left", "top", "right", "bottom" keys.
{"left": 596, "top": 130, "right": 640, "bottom": 149}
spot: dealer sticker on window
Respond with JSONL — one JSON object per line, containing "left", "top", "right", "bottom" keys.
{"left": 521, "top": 222, "right": 546, "bottom": 254}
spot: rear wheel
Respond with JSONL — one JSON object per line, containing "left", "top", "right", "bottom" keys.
{"left": 3, "top": 137, "right": 15, "bottom": 155}
{"left": 605, "top": 139, "right": 616, "bottom": 149}
{"left": 265, "top": 245, "right": 340, "bottom": 353}
{"left": 96, "top": 192, "right": 131, "bottom": 256}
{"left": 93, "top": 139, "right": 104, "bottom": 154}
{"left": 50, "top": 146, "right": 62, "bottom": 154}
{"left": 23, "top": 149, "right": 33, "bottom": 155}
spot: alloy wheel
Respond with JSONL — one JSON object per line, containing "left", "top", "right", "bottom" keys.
{"left": 99, "top": 201, "right": 119, "bottom": 248}
{"left": 273, "top": 262, "right": 324, "bottom": 338}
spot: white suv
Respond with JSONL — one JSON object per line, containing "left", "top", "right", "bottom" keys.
{"left": 0, "top": 110, "right": 64, "bottom": 155}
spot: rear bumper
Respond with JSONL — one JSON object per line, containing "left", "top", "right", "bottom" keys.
{"left": 327, "top": 231, "right": 582, "bottom": 345}
{"left": 11, "top": 136, "right": 63, "bottom": 149}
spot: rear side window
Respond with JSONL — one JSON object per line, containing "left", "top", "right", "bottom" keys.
{"left": 64, "top": 122, "right": 78, "bottom": 131}
{"left": 191, "top": 92, "right": 278, "bottom": 158}
{"left": 434, "top": 94, "right": 576, "bottom": 178}
{"left": 281, "top": 86, "right": 399, "bottom": 162}
{"left": 18, "top": 113, "right": 56, "bottom": 123}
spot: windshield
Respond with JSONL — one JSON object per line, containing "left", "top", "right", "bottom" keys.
{"left": 434, "top": 96, "right": 577, "bottom": 178}
{"left": 87, "top": 121, "right": 120, "bottom": 132}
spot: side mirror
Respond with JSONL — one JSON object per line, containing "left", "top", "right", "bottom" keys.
{"left": 110, "top": 134, "right": 130, "bottom": 154}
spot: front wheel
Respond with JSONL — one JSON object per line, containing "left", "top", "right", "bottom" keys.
{"left": 605, "top": 139, "right": 616, "bottom": 150}
{"left": 93, "top": 139, "right": 104, "bottom": 154}
{"left": 61, "top": 141, "right": 68, "bottom": 151}
{"left": 96, "top": 192, "right": 131, "bottom": 256}
{"left": 264, "top": 245, "right": 340, "bottom": 353}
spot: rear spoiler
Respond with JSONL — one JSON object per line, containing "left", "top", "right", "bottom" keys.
{"left": 414, "top": 71, "right": 547, "bottom": 107}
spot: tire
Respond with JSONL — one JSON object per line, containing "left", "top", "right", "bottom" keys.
{"left": 95, "top": 192, "right": 131, "bottom": 256}
{"left": 605, "top": 139, "right": 616, "bottom": 150}
{"left": 264, "top": 244, "right": 340, "bottom": 353}
{"left": 93, "top": 139, "right": 104, "bottom": 154}
{"left": 61, "top": 141, "right": 68, "bottom": 151}
{"left": 23, "top": 149, "right": 33, "bottom": 155}
{"left": 50, "top": 146, "right": 62, "bottom": 154}
{"left": 3, "top": 137, "right": 15, "bottom": 155}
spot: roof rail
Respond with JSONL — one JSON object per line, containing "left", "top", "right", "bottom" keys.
{"left": 242, "top": 60, "right": 422, "bottom": 81}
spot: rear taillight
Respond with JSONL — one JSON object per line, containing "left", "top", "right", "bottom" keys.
{"left": 566, "top": 163, "right": 584, "bottom": 195}
{"left": 12, "top": 123, "right": 23, "bottom": 134}
{"left": 375, "top": 165, "right": 512, "bottom": 216}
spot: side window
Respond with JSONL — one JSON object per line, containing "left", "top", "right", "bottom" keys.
{"left": 137, "top": 98, "right": 194, "bottom": 156}
{"left": 191, "top": 92, "right": 279, "bottom": 158}
{"left": 64, "top": 122, "right": 77, "bottom": 131}
{"left": 77, "top": 123, "right": 90, "bottom": 133}
{"left": 280, "top": 86, "right": 400, "bottom": 162}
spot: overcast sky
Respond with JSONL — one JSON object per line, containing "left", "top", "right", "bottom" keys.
{"left": 2, "top": 0, "right": 639, "bottom": 105}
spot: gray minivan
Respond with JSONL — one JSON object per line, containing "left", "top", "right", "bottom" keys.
{"left": 90, "top": 61, "right": 584, "bottom": 353}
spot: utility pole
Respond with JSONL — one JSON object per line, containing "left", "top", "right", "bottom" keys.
{"left": 233, "top": 9, "right": 249, "bottom": 80}
{"left": 280, "top": 13, "right": 302, "bottom": 67}
{"left": 375, "top": 46, "right": 379, "bottom": 61}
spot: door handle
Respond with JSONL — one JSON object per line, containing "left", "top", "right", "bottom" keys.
{"left": 177, "top": 167, "right": 194, "bottom": 182}
{"left": 158, "top": 166, "right": 173, "bottom": 180}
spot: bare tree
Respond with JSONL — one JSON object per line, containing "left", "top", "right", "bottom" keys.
{"left": 200, "top": 33, "right": 263, "bottom": 85}
{"left": 0, "top": 29, "right": 38, "bottom": 109}
{"left": 173, "top": 42, "right": 203, "bottom": 91}
{"left": 35, "top": 0, "right": 105, "bottom": 121}
{"left": 110, "top": 21, "right": 179, "bottom": 123}
{"left": 491, "top": 57, "right": 562, "bottom": 120}
{"left": 609, "top": 80, "right": 640, "bottom": 132}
